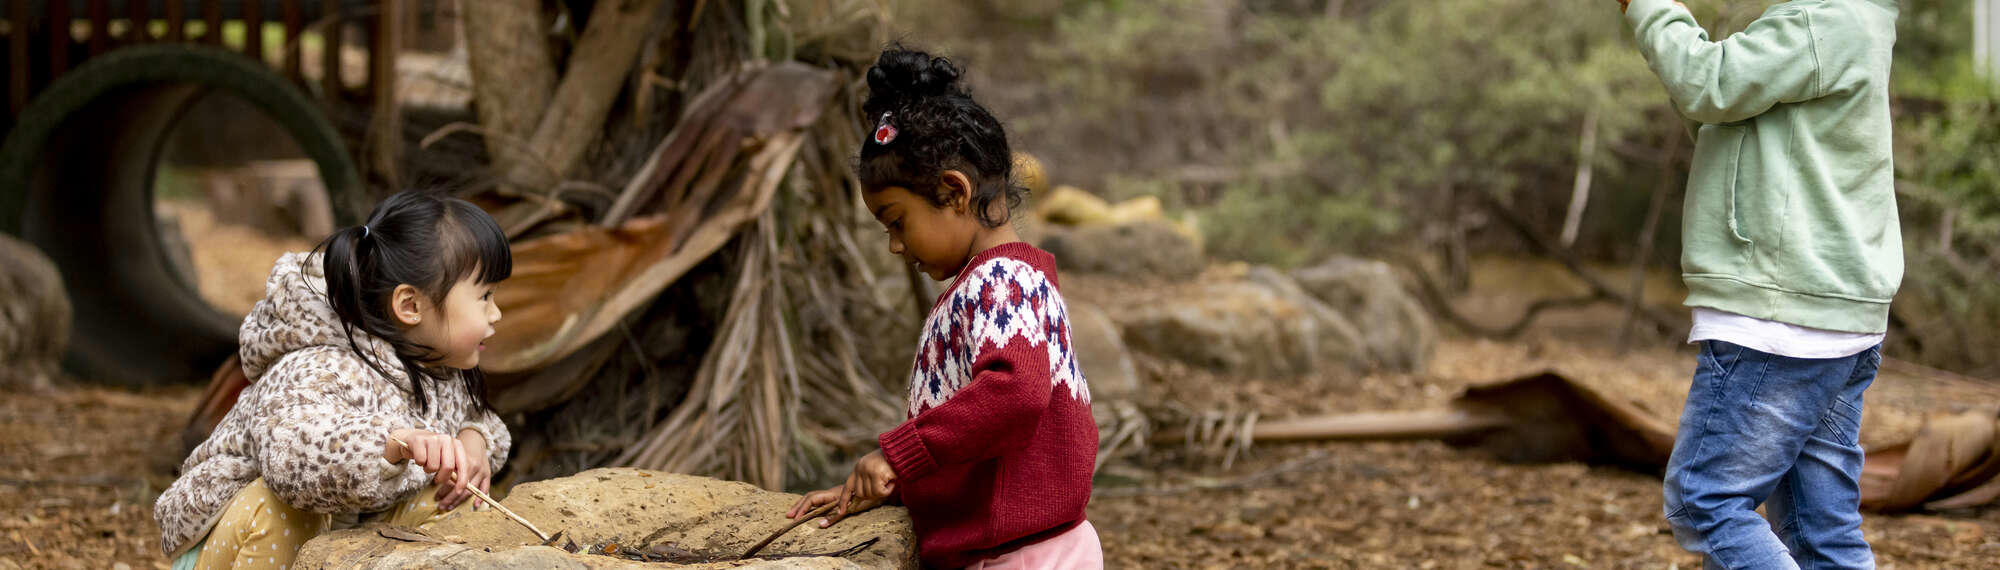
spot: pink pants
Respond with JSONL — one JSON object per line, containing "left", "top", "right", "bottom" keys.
{"left": 966, "top": 520, "right": 1104, "bottom": 569}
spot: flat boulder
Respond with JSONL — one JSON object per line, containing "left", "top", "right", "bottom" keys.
{"left": 1037, "top": 221, "right": 1203, "bottom": 280}
{"left": 295, "top": 469, "right": 916, "bottom": 569}
{"left": 1291, "top": 256, "right": 1435, "bottom": 372}
{"left": 1068, "top": 301, "right": 1141, "bottom": 402}
{"left": 1111, "top": 268, "right": 1366, "bottom": 377}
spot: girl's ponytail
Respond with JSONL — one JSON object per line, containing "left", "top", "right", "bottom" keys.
{"left": 319, "top": 223, "right": 371, "bottom": 337}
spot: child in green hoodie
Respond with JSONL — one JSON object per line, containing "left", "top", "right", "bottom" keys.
{"left": 1619, "top": 0, "right": 1901, "bottom": 568}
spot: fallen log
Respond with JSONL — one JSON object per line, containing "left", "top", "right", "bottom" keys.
{"left": 1155, "top": 372, "right": 1676, "bottom": 472}
{"left": 1159, "top": 371, "right": 2000, "bottom": 512}
{"left": 1862, "top": 409, "right": 2000, "bottom": 511}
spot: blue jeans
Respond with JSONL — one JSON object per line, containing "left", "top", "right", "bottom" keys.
{"left": 1664, "top": 340, "right": 1880, "bottom": 570}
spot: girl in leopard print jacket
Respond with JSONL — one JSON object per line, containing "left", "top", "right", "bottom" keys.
{"left": 155, "top": 191, "right": 514, "bottom": 565}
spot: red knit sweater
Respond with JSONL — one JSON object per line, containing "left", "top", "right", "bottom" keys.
{"left": 877, "top": 242, "right": 1098, "bottom": 569}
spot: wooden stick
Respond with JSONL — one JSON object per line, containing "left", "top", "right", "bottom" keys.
{"left": 321, "top": 0, "right": 341, "bottom": 100}
{"left": 166, "top": 0, "right": 186, "bottom": 42}
{"left": 390, "top": 436, "right": 552, "bottom": 542}
{"left": 244, "top": 0, "right": 264, "bottom": 63}
{"left": 201, "top": 0, "right": 221, "bottom": 45}
{"left": 283, "top": 0, "right": 303, "bottom": 78}
{"left": 740, "top": 502, "right": 834, "bottom": 559}
{"left": 89, "top": 0, "right": 111, "bottom": 55}
{"left": 49, "top": 0, "right": 71, "bottom": 76}
{"left": 1150, "top": 409, "right": 1512, "bottom": 446}
{"left": 126, "top": 0, "right": 150, "bottom": 44}
{"left": 1096, "top": 449, "right": 1338, "bottom": 498}
{"left": 9, "top": 0, "right": 30, "bottom": 114}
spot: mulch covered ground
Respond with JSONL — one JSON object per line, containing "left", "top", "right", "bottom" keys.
{"left": 2, "top": 386, "right": 196, "bottom": 569}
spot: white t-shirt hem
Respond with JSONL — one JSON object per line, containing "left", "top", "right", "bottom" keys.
{"left": 1687, "top": 307, "right": 1883, "bottom": 359}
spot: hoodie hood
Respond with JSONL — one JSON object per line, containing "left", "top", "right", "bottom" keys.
{"left": 238, "top": 252, "right": 402, "bottom": 384}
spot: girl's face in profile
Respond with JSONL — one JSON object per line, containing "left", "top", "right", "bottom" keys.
{"left": 404, "top": 274, "right": 501, "bottom": 369}
{"left": 865, "top": 180, "right": 982, "bottom": 282}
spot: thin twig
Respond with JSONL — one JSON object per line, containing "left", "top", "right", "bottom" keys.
{"left": 739, "top": 502, "right": 834, "bottom": 559}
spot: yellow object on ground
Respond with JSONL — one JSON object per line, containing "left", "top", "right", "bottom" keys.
{"left": 1014, "top": 152, "right": 1050, "bottom": 197}
{"left": 1033, "top": 185, "right": 1203, "bottom": 248}
{"left": 1035, "top": 185, "right": 1114, "bottom": 226}
{"left": 1105, "top": 195, "right": 1165, "bottom": 225}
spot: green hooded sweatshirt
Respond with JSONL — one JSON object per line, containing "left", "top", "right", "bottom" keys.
{"left": 1625, "top": 0, "right": 1903, "bottom": 334}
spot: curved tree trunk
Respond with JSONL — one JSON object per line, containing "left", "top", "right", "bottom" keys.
{"left": 506, "top": 0, "right": 672, "bottom": 192}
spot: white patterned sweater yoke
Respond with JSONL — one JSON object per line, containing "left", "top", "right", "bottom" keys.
{"left": 907, "top": 247, "right": 1090, "bottom": 418}
{"left": 153, "top": 252, "right": 512, "bottom": 556}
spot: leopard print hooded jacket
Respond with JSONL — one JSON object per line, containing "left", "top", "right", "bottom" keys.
{"left": 154, "top": 252, "right": 511, "bottom": 556}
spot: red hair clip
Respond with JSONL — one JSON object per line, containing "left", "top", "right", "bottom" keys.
{"left": 872, "top": 112, "right": 898, "bottom": 145}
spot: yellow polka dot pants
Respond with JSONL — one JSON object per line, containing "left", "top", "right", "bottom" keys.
{"left": 185, "top": 478, "right": 454, "bottom": 569}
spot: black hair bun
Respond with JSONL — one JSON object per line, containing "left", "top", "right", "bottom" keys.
{"left": 866, "top": 47, "right": 964, "bottom": 103}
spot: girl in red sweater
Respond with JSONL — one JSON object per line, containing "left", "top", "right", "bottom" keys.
{"left": 784, "top": 47, "right": 1101, "bottom": 569}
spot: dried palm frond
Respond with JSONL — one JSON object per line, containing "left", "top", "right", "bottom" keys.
{"left": 502, "top": 0, "right": 919, "bottom": 491}
{"left": 481, "top": 63, "right": 836, "bottom": 378}
{"left": 613, "top": 86, "right": 914, "bottom": 489}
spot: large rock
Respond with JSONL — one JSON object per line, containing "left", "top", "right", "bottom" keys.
{"left": 296, "top": 469, "right": 916, "bottom": 569}
{"left": 1291, "top": 256, "right": 1435, "bottom": 372}
{"left": 1068, "top": 302, "right": 1140, "bottom": 401}
{"left": 0, "top": 234, "right": 69, "bottom": 390}
{"left": 1037, "top": 220, "right": 1203, "bottom": 280}
{"left": 1112, "top": 269, "right": 1366, "bottom": 377}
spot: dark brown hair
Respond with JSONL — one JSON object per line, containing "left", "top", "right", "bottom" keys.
{"left": 311, "top": 190, "right": 510, "bottom": 414}
{"left": 858, "top": 46, "right": 1023, "bottom": 228}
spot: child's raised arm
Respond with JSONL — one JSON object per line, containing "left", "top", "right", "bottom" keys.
{"left": 1625, "top": 0, "right": 1824, "bottom": 124}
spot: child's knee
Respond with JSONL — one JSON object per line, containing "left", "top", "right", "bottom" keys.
{"left": 1663, "top": 505, "right": 1707, "bottom": 552}
{"left": 379, "top": 485, "right": 455, "bottom": 527}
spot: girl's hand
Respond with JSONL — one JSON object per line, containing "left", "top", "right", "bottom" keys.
{"left": 843, "top": 450, "right": 896, "bottom": 502}
{"left": 788, "top": 485, "right": 883, "bottom": 528}
{"left": 824, "top": 491, "right": 885, "bottom": 528}
{"left": 835, "top": 450, "right": 895, "bottom": 521}
{"left": 786, "top": 486, "right": 841, "bottom": 521}
{"left": 438, "top": 429, "right": 492, "bottom": 511}
{"left": 387, "top": 428, "right": 467, "bottom": 497}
